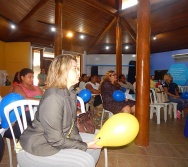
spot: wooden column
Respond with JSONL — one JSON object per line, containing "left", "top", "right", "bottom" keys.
{"left": 135, "top": 0, "right": 151, "bottom": 146}
{"left": 116, "top": 17, "right": 122, "bottom": 76}
{"left": 54, "top": 0, "right": 63, "bottom": 56}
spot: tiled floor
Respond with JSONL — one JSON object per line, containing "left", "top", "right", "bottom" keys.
{"left": 1, "top": 113, "right": 188, "bottom": 167}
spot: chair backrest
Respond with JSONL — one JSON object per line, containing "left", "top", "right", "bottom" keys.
{"left": 4, "top": 99, "right": 39, "bottom": 147}
{"left": 77, "top": 96, "right": 85, "bottom": 113}
{"left": 150, "top": 88, "right": 158, "bottom": 103}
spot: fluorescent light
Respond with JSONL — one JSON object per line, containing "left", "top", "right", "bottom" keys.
{"left": 122, "top": 0, "right": 138, "bottom": 10}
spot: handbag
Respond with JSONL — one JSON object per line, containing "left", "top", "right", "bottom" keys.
{"left": 77, "top": 111, "right": 95, "bottom": 134}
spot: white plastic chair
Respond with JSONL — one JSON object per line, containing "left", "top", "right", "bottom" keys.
{"left": 150, "top": 91, "right": 166, "bottom": 124}
{"left": 151, "top": 88, "right": 171, "bottom": 122}
{"left": 4, "top": 100, "right": 39, "bottom": 147}
{"left": 0, "top": 95, "right": 13, "bottom": 167}
{"left": 3, "top": 100, "right": 39, "bottom": 167}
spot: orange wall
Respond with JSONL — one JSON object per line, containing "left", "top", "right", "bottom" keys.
{"left": 0, "top": 41, "right": 31, "bottom": 81}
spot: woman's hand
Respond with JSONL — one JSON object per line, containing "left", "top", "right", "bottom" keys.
{"left": 87, "top": 139, "right": 102, "bottom": 149}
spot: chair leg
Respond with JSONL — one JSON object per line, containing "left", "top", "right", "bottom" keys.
{"left": 6, "top": 138, "right": 13, "bottom": 167}
{"left": 156, "top": 107, "right": 161, "bottom": 124}
{"left": 168, "top": 104, "right": 172, "bottom": 118}
{"left": 100, "top": 109, "right": 105, "bottom": 128}
{"left": 164, "top": 106, "right": 167, "bottom": 122}
{"left": 104, "top": 147, "right": 108, "bottom": 167}
{"left": 173, "top": 104, "right": 177, "bottom": 119}
{"left": 150, "top": 106, "right": 154, "bottom": 119}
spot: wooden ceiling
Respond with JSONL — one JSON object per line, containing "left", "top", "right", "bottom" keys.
{"left": 0, "top": 0, "right": 188, "bottom": 54}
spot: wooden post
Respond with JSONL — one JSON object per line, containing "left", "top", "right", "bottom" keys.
{"left": 135, "top": 0, "right": 151, "bottom": 146}
{"left": 54, "top": 0, "right": 63, "bottom": 56}
{"left": 116, "top": 17, "right": 122, "bottom": 77}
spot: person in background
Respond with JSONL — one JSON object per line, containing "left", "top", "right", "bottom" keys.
{"left": 5, "top": 75, "right": 11, "bottom": 86}
{"left": 150, "top": 75, "right": 156, "bottom": 88}
{"left": 163, "top": 73, "right": 188, "bottom": 118}
{"left": 12, "top": 68, "right": 43, "bottom": 99}
{"left": 17, "top": 54, "right": 102, "bottom": 167}
{"left": 118, "top": 74, "right": 134, "bottom": 93}
{"left": 99, "top": 70, "right": 135, "bottom": 114}
{"left": 156, "top": 79, "right": 163, "bottom": 88}
{"left": 79, "top": 73, "right": 88, "bottom": 91}
{"left": 133, "top": 76, "right": 136, "bottom": 93}
{"left": 12, "top": 71, "right": 21, "bottom": 87}
{"left": 85, "top": 75, "right": 100, "bottom": 94}
{"left": 37, "top": 68, "right": 47, "bottom": 87}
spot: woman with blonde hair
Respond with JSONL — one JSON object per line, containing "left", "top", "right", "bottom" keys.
{"left": 17, "top": 54, "right": 102, "bottom": 167}
{"left": 99, "top": 70, "right": 135, "bottom": 114}
{"left": 163, "top": 73, "right": 188, "bottom": 118}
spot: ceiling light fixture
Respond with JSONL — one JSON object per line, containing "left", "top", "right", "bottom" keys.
{"left": 153, "top": 36, "right": 157, "bottom": 40}
{"left": 80, "top": 35, "right": 85, "bottom": 39}
{"left": 67, "top": 32, "right": 73, "bottom": 38}
{"left": 51, "top": 27, "right": 56, "bottom": 32}
{"left": 125, "top": 46, "right": 129, "bottom": 49}
{"left": 105, "top": 46, "right": 110, "bottom": 50}
{"left": 10, "top": 24, "right": 16, "bottom": 29}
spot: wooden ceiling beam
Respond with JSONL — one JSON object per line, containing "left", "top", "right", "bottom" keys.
{"left": 88, "top": 17, "right": 117, "bottom": 53}
{"left": 120, "top": 17, "right": 136, "bottom": 42}
{"left": 80, "top": 0, "right": 117, "bottom": 17}
{"left": 18, "top": 0, "right": 49, "bottom": 26}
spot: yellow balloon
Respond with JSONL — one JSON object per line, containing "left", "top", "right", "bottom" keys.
{"left": 95, "top": 113, "right": 139, "bottom": 147}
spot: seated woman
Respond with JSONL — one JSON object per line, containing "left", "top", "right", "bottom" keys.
{"left": 163, "top": 73, "right": 188, "bottom": 118}
{"left": 17, "top": 54, "right": 101, "bottom": 167}
{"left": 99, "top": 70, "right": 135, "bottom": 114}
{"left": 12, "top": 68, "right": 43, "bottom": 99}
{"left": 85, "top": 75, "right": 101, "bottom": 110}
{"left": 85, "top": 75, "right": 100, "bottom": 94}
{"left": 12, "top": 71, "right": 21, "bottom": 87}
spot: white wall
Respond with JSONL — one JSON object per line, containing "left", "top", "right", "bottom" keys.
{"left": 85, "top": 54, "right": 136, "bottom": 76}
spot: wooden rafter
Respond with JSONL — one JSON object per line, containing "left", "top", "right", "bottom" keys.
{"left": 80, "top": 0, "right": 117, "bottom": 17}
{"left": 88, "top": 17, "right": 117, "bottom": 53}
{"left": 120, "top": 17, "right": 136, "bottom": 42}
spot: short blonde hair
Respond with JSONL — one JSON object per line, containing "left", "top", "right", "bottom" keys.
{"left": 163, "top": 73, "right": 172, "bottom": 84}
{"left": 45, "top": 54, "right": 77, "bottom": 89}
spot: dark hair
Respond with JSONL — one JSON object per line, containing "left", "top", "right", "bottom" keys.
{"left": 13, "top": 72, "right": 20, "bottom": 84}
{"left": 88, "top": 74, "right": 98, "bottom": 81}
{"left": 81, "top": 74, "right": 87, "bottom": 78}
{"left": 20, "top": 68, "right": 34, "bottom": 82}
{"left": 118, "top": 74, "right": 124, "bottom": 80}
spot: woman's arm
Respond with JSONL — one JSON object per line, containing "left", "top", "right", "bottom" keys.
{"left": 163, "top": 87, "right": 180, "bottom": 98}
{"left": 85, "top": 83, "right": 100, "bottom": 94}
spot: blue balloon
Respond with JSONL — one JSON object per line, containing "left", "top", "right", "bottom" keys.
{"left": 121, "top": 87, "right": 126, "bottom": 93}
{"left": 0, "top": 93, "right": 24, "bottom": 128}
{"left": 78, "top": 89, "right": 92, "bottom": 103}
{"left": 181, "top": 92, "right": 188, "bottom": 99}
{"left": 112, "top": 90, "right": 125, "bottom": 102}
